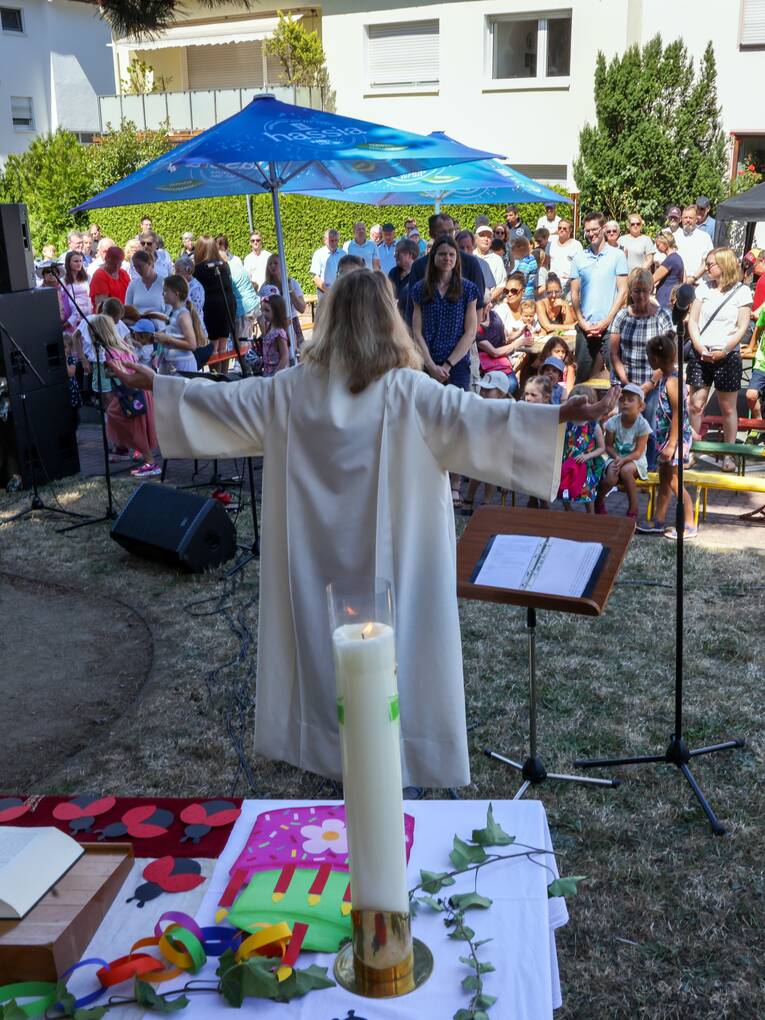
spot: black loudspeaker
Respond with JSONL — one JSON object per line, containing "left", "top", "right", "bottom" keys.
{"left": 0, "top": 289, "right": 66, "bottom": 394}
{"left": 9, "top": 384, "right": 80, "bottom": 488}
{"left": 111, "top": 483, "right": 237, "bottom": 572}
{"left": 0, "top": 204, "right": 36, "bottom": 293}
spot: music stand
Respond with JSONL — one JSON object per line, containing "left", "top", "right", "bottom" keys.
{"left": 457, "top": 506, "right": 634, "bottom": 799}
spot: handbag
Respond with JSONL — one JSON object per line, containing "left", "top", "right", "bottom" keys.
{"left": 111, "top": 377, "right": 147, "bottom": 418}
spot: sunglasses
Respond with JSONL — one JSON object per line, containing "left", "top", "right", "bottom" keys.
{"left": 629, "top": 221, "right": 641, "bottom": 227}
{"left": 545, "top": 290, "right": 562, "bottom": 298}
{"left": 250, "top": 238, "right": 260, "bottom": 243}
{"left": 506, "top": 287, "right": 522, "bottom": 295}
{"left": 605, "top": 229, "right": 619, "bottom": 234}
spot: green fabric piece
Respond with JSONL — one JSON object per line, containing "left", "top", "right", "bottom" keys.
{"left": 227, "top": 868, "right": 352, "bottom": 953}
{"left": 388, "top": 694, "right": 400, "bottom": 722}
{"left": 336, "top": 697, "right": 344, "bottom": 726}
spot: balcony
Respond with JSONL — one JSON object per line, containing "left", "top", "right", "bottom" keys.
{"left": 97, "top": 85, "right": 324, "bottom": 134}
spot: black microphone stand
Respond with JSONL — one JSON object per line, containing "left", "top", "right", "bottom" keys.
{"left": 55, "top": 273, "right": 118, "bottom": 533}
{"left": 0, "top": 316, "right": 86, "bottom": 523}
{"left": 190, "top": 261, "right": 260, "bottom": 574}
{"left": 574, "top": 288, "right": 745, "bottom": 834}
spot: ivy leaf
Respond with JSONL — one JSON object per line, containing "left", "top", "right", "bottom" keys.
{"left": 416, "top": 894, "right": 444, "bottom": 912}
{"left": 239, "top": 957, "right": 282, "bottom": 1001}
{"left": 134, "top": 980, "right": 188, "bottom": 1013}
{"left": 1, "top": 1004, "right": 28, "bottom": 1020}
{"left": 450, "top": 835, "right": 488, "bottom": 869}
{"left": 477, "top": 962, "right": 496, "bottom": 973}
{"left": 473, "top": 938, "right": 494, "bottom": 947}
{"left": 471, "top": 804, "right": 515, "bottom": 847}
{"left": 453, "top": 1010, "right": 475, "bottom": 1020}
{"left": 56, "top": 981, "right": 77, "bottom": 1015}
{"left": 475, "top": 992, "right": 498, "bottom": 1008}
{"left": 276, "top": 965, "right": 334, "bottom": 1001}
{"left": 74, "top": 1010, "right": 108, "bottom": 1020}
{"left": 217, "top": 948, "right": 245, "bottom": 1008}
{"left": 461, "top": 974, "right": 481, "bottom": 991}
{"left": 460, "top": 956, "right": 496, "bottom": 973}
{"left": 419, "top": 869, "right": 456, "bottom": 893}
{"left": 548, "top": 876, "right": 586, "bottom": 898}
{"left": 448, "top": 924, "right": 475, "bottom": 941}
{"left": 450, "top": 892, "right": 493, "bottom": 911}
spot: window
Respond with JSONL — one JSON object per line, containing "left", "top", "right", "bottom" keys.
{"left": 741, "top": 0, "right": 765, "bottom": 45}
{"left": 366, "top": 20, "right": 439, "bottom": 90}
{"left": 489, "top": 12, "right": 571, "bottom": 80}
{"left": 0, "top": 6, "right": 23, "bottom": 32}
{"left": 11, "top": 96, "right": 33, "bottom": 130}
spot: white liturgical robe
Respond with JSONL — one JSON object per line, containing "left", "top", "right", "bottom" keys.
{"left": 154, "top": 366, "right": 565, "bottom": 787}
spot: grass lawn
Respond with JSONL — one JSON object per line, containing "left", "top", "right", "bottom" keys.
{"left": 1, "top": 475, "right": 763, "bottom": 1018}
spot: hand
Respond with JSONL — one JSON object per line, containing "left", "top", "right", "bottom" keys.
{"left": 106, "top": 359, "right": 156, "bottom": 391}
{"left": 574, "top": 453, "right": 587, "bottom": 464}
{"left": 559, "top": 385, "right": 621, "bottom": 425}
{"left": 711, "top": 350, "right": 726, "bottom": 362}
{"left": 659, "top": 446, "right": 674, "bottom": 463}
{"left": 426, "top": 360, "right": 448, "bottom": 384}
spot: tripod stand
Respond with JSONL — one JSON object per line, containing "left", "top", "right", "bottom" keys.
{"left": 55, "top": 275, "right": 117, "bottom": 533}
{"left": 208, "top": 260, "right": 260, "bottom": 574}
{"left": 0, "top": 315, "right": 85, "bottom": 524}
{"left": 573, "top": 293, "right": 745, "bottom": 834}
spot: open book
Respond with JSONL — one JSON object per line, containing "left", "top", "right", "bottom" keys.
{"left": 471, "top": 534, "right": 606, "bottom": 599}
{"left": 0, "top": 827, "right": 84, "bottom": 919}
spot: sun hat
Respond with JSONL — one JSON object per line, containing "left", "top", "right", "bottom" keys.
{"left": 475, "top": 225, "right": 494, "bottom": 237}
{"left": 259, "top": 283, "right": 280, "bottom": 299}
{"left": 132, "top": 318, "right": 157, "bottom": 334}
{"left": 622, "top": 382, "right": 645, "bottom": 401}
{"left": 478, "top": 371, "right": 511, "bottom": 395}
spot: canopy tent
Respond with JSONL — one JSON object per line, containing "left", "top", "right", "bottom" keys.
{"left": 715, "top": 181, "right": 765, "bottom": 222}
{"left": 301, "top": 141, "right": 571, "bottom": 211}
{"left": 73, "top": 94, "right": 501, "bottom": 352}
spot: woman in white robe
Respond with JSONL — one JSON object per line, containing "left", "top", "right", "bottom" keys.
{"left": 110, "top": 270, "right": 617, "bottom": 789}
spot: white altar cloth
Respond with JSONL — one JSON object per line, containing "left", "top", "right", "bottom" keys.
{"left": 74, "top": 799, "right": 568, "bottom": 1019}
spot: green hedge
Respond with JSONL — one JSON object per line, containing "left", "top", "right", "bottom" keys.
{"left": 93, "top": 193, "right": 573, "bottom": 294}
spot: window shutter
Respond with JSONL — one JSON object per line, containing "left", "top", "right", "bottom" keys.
{"left": 367, "top": 20, "right": 439, "bottom": 88}
{"left": 11, "top": 96, "right": 33, "bottom": 127}
{"left": 741, "top": 0, "right": 765, "bottom": 44}
{"left": 187, "top": 41, "right": 265, "bottom": 90}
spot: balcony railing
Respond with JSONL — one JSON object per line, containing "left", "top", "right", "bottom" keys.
{"left": 98, "top": 85, "right": 323, "bottom": 134}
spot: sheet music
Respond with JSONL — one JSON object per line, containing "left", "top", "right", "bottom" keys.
{"left": 473, "top": 535, "right": 604, "bottom": 598}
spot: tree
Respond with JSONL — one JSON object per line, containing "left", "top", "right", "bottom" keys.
{"left": 97, "top": 0, "right": 243, "bottom": 38}
{"left": 0, "top": 130, "right": 91, "bottom": 249}
{"left": 574, "top": 37, "right": 727, "bottom": 226}
{"left": 264, "top": 10, "right": 331, "bottom": 97}
{"left": 88, "top": 121, "right": 174, "bottom": 195}
{"left": 122, "top": 57, "right": 172, "bottom": 95}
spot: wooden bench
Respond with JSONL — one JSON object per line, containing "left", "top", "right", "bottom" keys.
{"left": 691, "top": 440, "right": 765, "bottom": 476}
{"left": 637, "top": 469, "right": 765, "bottom": 526}
{"left": 699, "top": 415, "right": 765, "bottom": 438}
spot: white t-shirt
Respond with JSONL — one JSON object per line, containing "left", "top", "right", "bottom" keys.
{"left": 310, "top": 246, "right": 342, "bottom": 296}
{"left": 695, "top": 281, "right": 752, "bottom": 350}
{"left": 548, "top": 237, "right": 583, "bottom": 283}
{"left": 675, "top": 229, "right": 712, "bottom": 278}
{"left": 244, "top": 249, "right": 272, "bottom": 288}
{"left": 125, "top": 274, "right": 166, "bottom": 316}
{"left": 618, "top": 233, "right": 654, "bottom": 272}
{"left": 536, "top": 215, "right": 560, "bottom": 235}
{"left": 495, "top": 302, "right": 524, "bottom": 334}
{"left": 343, "top": 238, "right": 378, "bottom": 268}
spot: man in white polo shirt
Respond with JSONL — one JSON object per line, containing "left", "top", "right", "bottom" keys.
{"left": 548, "top": 219, "right": 583, "bottom": 293}
{"left": 310, "top": 229, "right": 342, "bottom": 300}
{"left": 674, "top": 205, "right": 713, "bottom": 284}
{"left": 569, "top": 210, "right": 628, "bottom": 382}
{"left": 343, "top": 222, "right": 381, "bottom": 270}
{"left": 375, "top": 223, "right": 398, "bottom": 274}
{"left": 244, "top": 231, "right": 272, "bottom": 289}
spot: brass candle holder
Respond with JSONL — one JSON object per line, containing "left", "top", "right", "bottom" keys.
{"left": 334, "top": 908, "right": 433, "bottom": 998}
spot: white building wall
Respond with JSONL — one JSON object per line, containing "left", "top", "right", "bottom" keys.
{"left": 321, "top": 0, "right": 765, "bottom": 189}
{"left": 0, "top": 0, "right": 112, "bottom": 162}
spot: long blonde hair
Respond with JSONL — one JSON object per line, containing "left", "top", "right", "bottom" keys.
{"left": 302, "top": 269, "right": 423, "bottom": 393}
{"left": 163, "top": 274, "right": 204, "bottom": 348}
{"left": 710, "top": 247, "right": 741, "bottom": 291}
{"left": 87, "top": 313, "right": 134, "bottom": 356}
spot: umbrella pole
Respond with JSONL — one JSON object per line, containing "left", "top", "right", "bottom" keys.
{"left": 268, "top": 167, "right": 297, "bottom": 361}
{"left": 246, "top": 194, "right": 254, "bottom": 234}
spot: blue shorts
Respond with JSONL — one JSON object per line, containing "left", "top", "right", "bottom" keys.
{"left": 748, "top": 368, "right": 765, "bottom": 394}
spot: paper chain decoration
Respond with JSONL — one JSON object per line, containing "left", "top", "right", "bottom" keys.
{"left": 0, "top": 911, "right": 306, "bottom": 1017}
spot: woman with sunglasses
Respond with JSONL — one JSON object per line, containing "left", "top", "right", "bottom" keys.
{"left": 536, "top": 273, "right": 576, "bottom": 332}
{"left": 619, "top": 214, "right": 654, "bottom": 272}
{"left": 604, "top": 221, "right": 622, "bottom": 249}
{"left": 495, "top": 271, "right": 528, "bottom": 339}
{"left": 493, "top": 223, "right": 514, "bottom": 274}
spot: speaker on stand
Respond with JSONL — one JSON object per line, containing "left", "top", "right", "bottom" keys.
{"left": 0, "top": 203, "right": 36, "bottom": 294}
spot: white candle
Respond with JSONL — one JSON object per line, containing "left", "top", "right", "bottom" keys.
{"left": 332, "top": 621, "right": 409, "bottom": 914}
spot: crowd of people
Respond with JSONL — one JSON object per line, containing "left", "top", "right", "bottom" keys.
{"left": 21, "top": 196, "right": 763, "bottom": 540}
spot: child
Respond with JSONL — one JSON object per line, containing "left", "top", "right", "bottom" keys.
{"left": 63, "top": 333, "right": 83, "bottom": 420}
{"left": 637, "top": 334, "right": 696, "bottom": 539}
{"left": 519, "top": 298, "right": 542, "bottom": 337}
{"left": 260, "top": 292, "right": 290, "bottom": 377}
{"left": 559, "top": 384, "right": 606, "bottom": 513}
{"left": 540, "top": 356, "right": 566, "bottom": 405}
{"left": 523, "top": 375, "right": 553, "bottom": 507}
{"left": 153, "top": 275, "right": 201, "bottom": 375}
{"left": 533, "top": 335, "right": 575, "bottom": 392}
{"left": 131, "top": 317, "right": 158, "bottom": 367}
{"left": 596, "top": 382, "right": 652, "bottom": 518}
{"left": 463, "top": 371, "right": 512, "bottom": 510}
{"left": 511, "top": 238, "right": 537, "bottom": 298}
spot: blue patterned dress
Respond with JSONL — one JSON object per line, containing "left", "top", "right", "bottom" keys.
{"left": 411, "top": 278, "right": 480, "bottom": 391}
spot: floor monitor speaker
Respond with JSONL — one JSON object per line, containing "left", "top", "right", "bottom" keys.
{"left": 111, "top": 483, "right": 237, "bottom": 572}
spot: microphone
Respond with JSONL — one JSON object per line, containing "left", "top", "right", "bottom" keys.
{"left": 206, "top": 260, "right": 224, "bottom": 269}
{"left": 672, "top": 283, "right": 695, "bottom": 326}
